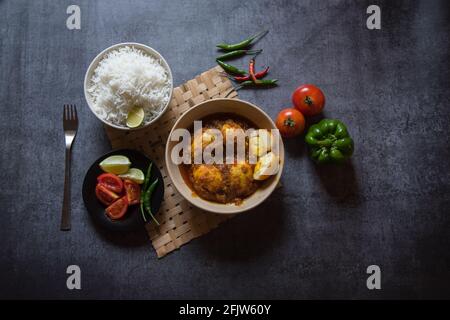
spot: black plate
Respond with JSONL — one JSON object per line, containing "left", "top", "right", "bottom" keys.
{"left": 82, "top": 149, "right": 164, "bottom": 233}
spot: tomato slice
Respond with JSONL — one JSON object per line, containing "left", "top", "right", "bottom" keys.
{"left": 97, "top": 173, "right": 123, "bottom": 193}
{"left": 95, "top": 184, "right": 120, "bottom": 206}
{"left": 105, "top": 196, "right": 128, "bottom": 220}
{"left": 123, "top": 179, "right": 141, "bottom": 205}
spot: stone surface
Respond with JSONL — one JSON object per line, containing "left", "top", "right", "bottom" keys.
{"left": 0, "top": 0, "right": 449, "bottom": 299}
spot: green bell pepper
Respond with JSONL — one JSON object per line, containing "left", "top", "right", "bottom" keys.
{"left": 305, "top": 119, "right": 354, "bottom": 164}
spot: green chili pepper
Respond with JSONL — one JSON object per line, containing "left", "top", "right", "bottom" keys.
{"left": 144, "top": 179, "right": 160, "bottom": 226}
{"left": 140, "top": 201, "right": 147, "bottom": 223}
{"left": 140, "top": 162, "right": 153, "bottom": 222}
{"left": 216, "top": 30, "right": 269, "bottom": 51}
{"left": 143, "top": 162, "right": 152, "bottom": 190}
{"left": 216, "top": 60, "right": 247, "bottom": 75}
{"left": 236, "top": 79, "right": 278, "bottom": 90}
{"left": 305, "top": 119, "right": 354, "bottom": 164}
{"left": 216, "top": 49, "right": 262, "bottom": 61}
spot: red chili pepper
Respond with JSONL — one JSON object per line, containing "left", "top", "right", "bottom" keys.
{"left": 233, "top": 66, "right": 269, "bottom": 82}
{"left": 249, "top": 58, "right": 259, "bottom": 83}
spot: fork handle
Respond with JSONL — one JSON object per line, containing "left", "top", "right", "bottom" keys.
{"left": 61, "top": 148, "right": 72, "bottom": 231}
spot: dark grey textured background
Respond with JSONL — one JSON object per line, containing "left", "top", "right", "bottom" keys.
{"left": 0, "top": 0, "right": 449, "bottom": 299}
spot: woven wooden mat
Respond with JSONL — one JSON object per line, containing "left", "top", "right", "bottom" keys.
{"left": 104, "top": 66, "right": 238, "bottom": 258}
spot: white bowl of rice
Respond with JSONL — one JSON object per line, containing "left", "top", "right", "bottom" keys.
{"left": 84, "top": 42, "right": 173, "bottom": 130}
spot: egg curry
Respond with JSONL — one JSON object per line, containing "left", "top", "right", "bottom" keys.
{"left": 179, "top": 114, "right": 279, "bottom": 205}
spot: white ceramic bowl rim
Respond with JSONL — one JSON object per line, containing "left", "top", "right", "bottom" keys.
{"left": 83, "top": 42, "right": 174, "bottom": 131}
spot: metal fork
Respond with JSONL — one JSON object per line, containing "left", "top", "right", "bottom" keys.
{"left": 61, "top": 104, "right": 78, "bottom": 231}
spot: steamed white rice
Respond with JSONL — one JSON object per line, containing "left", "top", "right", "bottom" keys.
{"left": 88, "top": 46, "right": 171, "bottom": 127}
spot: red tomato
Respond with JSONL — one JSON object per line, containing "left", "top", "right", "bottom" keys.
{"left": 276, "top": 108, "right": 305, "bottom": 138}
{"left": 105, "top": 196, "right": 128, "bottom": 220}
{"left": 292, "top": 84, "right": 325, "bottom": 116}
{"left": 95, "top": 184, "right": 119, "bottom": 206}
{"left": 97, "top": 173, "right": 123, "bottom": 193}
{"left": 123, "top": 179, "right": 141, "bottom": 205}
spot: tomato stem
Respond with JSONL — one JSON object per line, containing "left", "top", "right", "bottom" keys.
{"left": 284, "top": 117, "right": 296, "bottom": 127}
{"left": 304, "top": 96, "right": 313, "bottom": 106}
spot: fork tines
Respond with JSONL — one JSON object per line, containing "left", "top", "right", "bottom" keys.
{"left": 63, "top": 104, "right": 78, "bottom": 132}
{"left": 63, "top": 104, "right": 77, "bottom": 121}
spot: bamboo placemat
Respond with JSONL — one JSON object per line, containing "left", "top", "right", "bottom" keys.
{"left": 104, "top": 66, "right": 238, "bottom": 258}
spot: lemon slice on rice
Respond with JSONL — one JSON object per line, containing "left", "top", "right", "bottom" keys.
{"left": 126, "top": 106, "right": 145, "bottom": 128}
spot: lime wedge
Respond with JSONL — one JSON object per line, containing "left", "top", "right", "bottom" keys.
{"left": 119, "top": 168, "right": 145, "bottom": 184}
{"left": 126, "top": 106, "right": 145, "bottom": 128}
{"left": 99, "top": 155, "right": 131, "bottom": 174}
